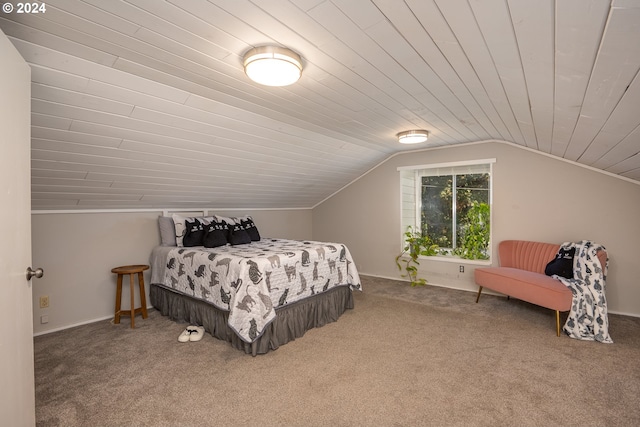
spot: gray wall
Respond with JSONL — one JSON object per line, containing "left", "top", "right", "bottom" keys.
{"left": 312, "top": 141, "right": 640, "bottom": 316}
{"left": 31, "top": 209, "right": 312, "bottom": 334}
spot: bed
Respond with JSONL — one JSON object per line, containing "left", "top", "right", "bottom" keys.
{"left": 149, "top": 213, "right": 362, "bottom": 355}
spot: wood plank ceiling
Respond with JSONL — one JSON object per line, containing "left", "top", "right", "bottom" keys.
{"left": 1, "top": 0, "right": 639, "bottom": 210}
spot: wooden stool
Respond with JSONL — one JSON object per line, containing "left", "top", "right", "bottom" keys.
{"left": 111, "top": 265, "right": 149, "bottom": 328}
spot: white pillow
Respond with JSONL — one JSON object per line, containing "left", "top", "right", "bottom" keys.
{"left": 158, "top": 216, "right": 176, "bottom": 246}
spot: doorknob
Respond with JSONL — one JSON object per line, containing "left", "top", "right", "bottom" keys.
{"left": 26, "top": 267, "right": 44, "bottom": 281}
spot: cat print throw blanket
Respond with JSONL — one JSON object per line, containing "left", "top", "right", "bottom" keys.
{"left": 553, "top": 240, "right": 612, "bottom": 343}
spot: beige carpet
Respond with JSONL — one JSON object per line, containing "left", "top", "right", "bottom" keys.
{"left": 34, "top": 275, "right": 640, "bottom": 427}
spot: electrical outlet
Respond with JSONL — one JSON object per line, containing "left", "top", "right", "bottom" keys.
{"left": 459, "top": 265, "right": 464, "bottom": 273}
{"left": 40, "top": 315, "right": 49, "bottom": 324}
{"left": 39, "top": 295, "right": 49, "bottom": 309}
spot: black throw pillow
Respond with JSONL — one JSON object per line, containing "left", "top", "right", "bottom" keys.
{"left": 203, "top": 221, "right": 228, "bottom": 248}
{"left": 545, "top": 247, "right": 576, "bottom": 279}
{"left": 241, "top": 218, "right": 261, "bottom": 241}
{"left": 182, "top": 219, "right": 206, "bottom": 247}
{"left": 230, "top": 222, "right": 251, "bottom": 245}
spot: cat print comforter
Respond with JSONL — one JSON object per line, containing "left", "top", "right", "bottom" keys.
{"left": 149, "top": 239, "right": 362, "bottom": 343}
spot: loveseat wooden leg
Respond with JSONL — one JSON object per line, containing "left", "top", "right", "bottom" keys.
{"left": 556, "top": 311, "right": 561, "bottom": 337}
{"left": 475, "top": 286, "right": 483, "bottom": 303}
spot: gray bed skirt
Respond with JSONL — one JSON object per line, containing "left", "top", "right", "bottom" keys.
{"left": 150, "top": 283, "right": 354, "bottom": 356}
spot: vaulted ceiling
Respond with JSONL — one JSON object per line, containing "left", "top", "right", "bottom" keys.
{"left": 1, "top": 0, "right": 639, "bottom": 210}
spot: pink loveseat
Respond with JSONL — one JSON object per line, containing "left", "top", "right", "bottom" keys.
{"left": 474, "top": 240, "right": 607, "bottom": 336}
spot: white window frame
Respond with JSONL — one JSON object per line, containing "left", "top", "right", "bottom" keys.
{"left": 398, "top": 159, "right": 495, "bottom": 264}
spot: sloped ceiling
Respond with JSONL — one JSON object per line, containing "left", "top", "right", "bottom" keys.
{"left": 1, "top": 0, "right": 639, "bottom": 210}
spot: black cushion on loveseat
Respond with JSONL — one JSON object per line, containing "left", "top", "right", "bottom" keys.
{"left": 545, "top": 247, "right": 575, "bottom": 279}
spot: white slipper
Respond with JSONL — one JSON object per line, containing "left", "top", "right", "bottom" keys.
{"left": 177, "top": 327, "right": 192, "bottom": 343}
{"left": 189, "top": 326, "right": 205, "bottom": 342}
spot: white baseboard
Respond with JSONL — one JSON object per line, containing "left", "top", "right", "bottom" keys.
{"left": 33, "top": 305, "right": 156, "bottom": 337}
{"left": 359, "top": 271, "right": 484, "bottom": 294}
{"left": 359, "top": 272, "right": 639, "bottom": 318}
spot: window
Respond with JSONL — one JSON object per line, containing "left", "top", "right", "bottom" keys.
{"left": 399, "top": 159, "right": 494, "bottom": 261}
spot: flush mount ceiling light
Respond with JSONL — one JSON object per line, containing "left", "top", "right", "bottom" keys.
{"left": 397, "top": 130, "right": 429, "bottom": 144}
{"left": 243, "top": 46, "right": 303, "bottom": 87}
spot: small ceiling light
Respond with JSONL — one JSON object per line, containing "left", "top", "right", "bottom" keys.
{"left": 243, "top": 46, "right": 303, "bottom": 87}
{"left": 397, "top": 130, "right": 429, "bottom": 144}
